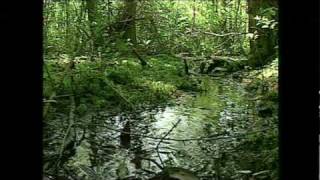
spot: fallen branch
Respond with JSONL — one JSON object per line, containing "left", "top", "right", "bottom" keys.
{"left": 202, "top": 31, "right": 247, "bottom": 37}
{"left": 156, "top": 119, "right": 182, "bottom": 166}
{"left": 118, "top": 17, "right": 145, "bottom": 23}
{"left": 43, "top": 99, "right": 57, "bottom": 103}
{"left": 141, "top": 168, "right": 157, "bottom": 175}
{"left": 56, "top": 94, "right": 76, "bottom": 168}
{"left": 140, "top": 157, "right": 164, "bottom": 170}
{"left": 209, "top": 55, "right": 247, "bottom": 62}
{"left": 132, "top": 48, "right": 148, "bottom": 66}
{"left": 81, "top": 121, "right": 273, "bottom": 142}
{"left": 43, "top": 92, "right": 56, "bottom": 119}
{"left": 85, "top": 122, "right": 228, "bottom": 142}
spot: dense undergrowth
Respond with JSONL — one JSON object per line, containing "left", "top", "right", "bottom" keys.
{"left": 237, "top": 59, "right": 279, "bottom": 179}
{"left": 44, "top": 55, "right": 202, "bottom": 114}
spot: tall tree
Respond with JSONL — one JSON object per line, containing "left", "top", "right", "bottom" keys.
{"left": 122, "top": 0, "right": 137, "bottom": 44}
{"left": 192, "top": 0, "right": 196, "bottom": 31}
{"left": 86, "top": 0, "right": 98, "bottom": 48}
{"left": 121, "top": 0, "right": 148, "bottom": 66}
{"left": 247, "top": 0, "right": 278, "bottom": 67}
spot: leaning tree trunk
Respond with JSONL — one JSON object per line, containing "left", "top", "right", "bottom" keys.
{"left": 247, "top": 0, "right": 278, "bottom": 68}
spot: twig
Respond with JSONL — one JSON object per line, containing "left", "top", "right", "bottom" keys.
{"left": 43, "top": 99, "right": 57, "bottom": 103}
{"left": 82, "top": 122, "right": 272, "bottom": 142}
{"left": 91, "top": 123, "right": 224, "bottom": 141}
{"left": 56, "top": 94, "right": 76, "bottom": 168}
{"left": 54, "top": 94, "right": 72, "bottom": 98}
{"left": 118, "top": 17, "right": 145, "bottom": 23}
{"left": 77, "top": 128, "right": 86, "bottom": 145}
{"left": 140, "top": 157, "right": 164, "bottom": 170}
{"left": 141, "top": 168, "right": 157, "bottom": 175}
{"left": 43, "top": 92, "right": 56, "bottom": 119}
{"left": 202, "top": 31, "right": 247, "bottom": 37}
{"left": 155, "top": 119, "right": 182, "bottom": 167}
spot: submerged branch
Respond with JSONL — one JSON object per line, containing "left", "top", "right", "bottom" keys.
{"left": 156, "top": 119, "right": 182, "bottom": 166}
{"left": 56, "top": 94, "right": 76, "bottom": 168}
{"left": 140, "top": 157, "right": 164, "bottom": 170}
{"left": 88, "top": 122, "right": 272, "bottom": 142}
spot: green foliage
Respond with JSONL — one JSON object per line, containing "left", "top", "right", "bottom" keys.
{"left": 43, "top": 55, "right": 189, "bottom": 113}
{"left": 107, "top": 70, "right": 133, "bottom": 85}
{"left": 44, "top": 1, "right": 278, "bottom": 179}
{"left": 45, "top": 0, "right": 253, "bottom": 57}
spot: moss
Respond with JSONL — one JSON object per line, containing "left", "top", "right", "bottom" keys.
{"left": 44, "top": 55, "right": 210, "bottom": 119}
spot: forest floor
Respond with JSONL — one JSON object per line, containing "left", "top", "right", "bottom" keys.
{"left": 44, "top": 54, "right": 277, "bottom": 110}
{"left": 44, "top": 54, "right": 205, "bottom": 114}
{"left": 43, "top": 55, "right": 278, "bottom": 179}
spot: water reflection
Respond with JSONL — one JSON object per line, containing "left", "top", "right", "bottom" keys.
{"left": 77, "top": 78, "right": 256, "bottom": 179}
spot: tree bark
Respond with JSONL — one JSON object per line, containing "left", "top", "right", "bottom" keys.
{"left": 192, "top": 0, "right": 196, "bottom": 31}
{"left": 122, "top": 0, "right": 137, "bottom": 44}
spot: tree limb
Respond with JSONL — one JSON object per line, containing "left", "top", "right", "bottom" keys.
{"left": 202, "top": 31, "right": 247, "bottom": 37}
{"left": 155, "top": 119, "right": 182, "bottom": 166}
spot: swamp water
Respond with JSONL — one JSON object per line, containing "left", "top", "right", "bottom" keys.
{"left": 71, "top": 76, "right": 270, "bottom": 179}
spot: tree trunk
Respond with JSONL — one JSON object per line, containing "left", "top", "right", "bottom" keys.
{"left": 122, "top": 0, "right": 148, "bottom": 67}
{"left": 64, "top": 0, "right": 71, "bottom": 54}
{"left": 192, "top": 0, "right": 196, "bottom": 31}
{"left": 220, "top": 0, "right": 227, "bottom": 29}
{"left": 247, "top": 0, "right": 278, "bottom": 67}
{"left": 120, "top": 121, "right": 131, "bottom": 149}
{"left": 86, "top": 0, "right": 97, "bottom": 48}
{"left": 184, "top": 59, "right": 190, "bottom": 75}
{"left": 122, "top": 0, "right": 137, "bottom": 44}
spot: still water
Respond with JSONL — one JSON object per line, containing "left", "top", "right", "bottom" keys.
{"left": 73, "top": 77, "right": 264, "bottom": 179}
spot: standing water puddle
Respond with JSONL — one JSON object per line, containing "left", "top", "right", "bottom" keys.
{"left": 74, "top": 77, "right": 260, "bottom": 179}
